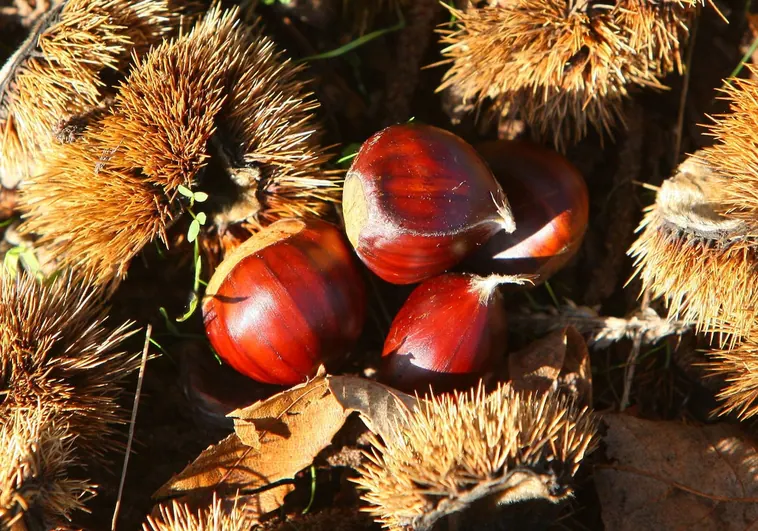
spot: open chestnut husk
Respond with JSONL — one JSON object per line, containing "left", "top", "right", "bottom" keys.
{"left": 343, "top": 123, "right": 516, "bottom": 285}
{"left": 202, "top": 218, "right": 366, "bottom": 386}
{"left": 466, "top": 140, "right": 589, "bottom": 284}
{"left": 379, "top": 272, "right": 530, "bottom": 393}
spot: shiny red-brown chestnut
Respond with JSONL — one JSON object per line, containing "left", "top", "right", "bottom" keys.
{"left": 379, "top": 273, "right": 527, "bottom": 393}
{"left": 466, "top": 140, "right": 589, "bottom": 284}
{"left": 202, "top": 218, "right": 366, "bottom": 386}
{"left": 343, "top": 124, "right": 516, "bottom": 285}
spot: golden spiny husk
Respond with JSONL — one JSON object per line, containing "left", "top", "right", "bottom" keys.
{"left": 0, "top": 269, "right": 138, "bottom": 453}
{"left": 707, "top": 335, "right": 758, "bottom": 420}
{"left": 354, "top": 382, "right": 597, "bottom": 530}
{"left": 143, "top": 496, "right": 257, "bottom": 531}
{"left": 0, "top": 405, "right": 93, "bottom": 531}
{"left": 437, "top": 1, "right": 695, "bottom": 149}
{"left": 214, "top": 15, "right": 337, "bottom": 231}
{"left": 19, "top": 5, "right": 338, "bottom": 285}
{"left": 628, "top": 154, "right": 758, "bottom": 344}
{"left": 700, "top": 73, "right": 758, "bottom": 233}
{"left": 0, "top": 0, "right": 179, "bottom": 188}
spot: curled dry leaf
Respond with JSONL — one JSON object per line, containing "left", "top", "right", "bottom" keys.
{"left": 153, "top": 371, "right": 351, "bottom": 518}
{"left": 508, "top": 326, "right": 592, "bottom": 406}
{"left": 596, "top": 414, "right": 758, "bottom": 531}
{"left": 153, "top": 371, "right": 417, "bottom": 520}
{"left": 327, "top": 374, "right": 417, "bottom": 445}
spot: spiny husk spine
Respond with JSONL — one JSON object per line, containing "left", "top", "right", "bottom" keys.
{"left": 437, "top": 1, "right": 695, "bottom": 149}
{"left": 707, "top": 334, "right": 758, "bottom": 420}
{"left": 627, "top": 153, "right": 758, "bottom": 345}
{"left": 19, "top": 5, "right": 338, "bottom": 284}
{"left": 0, "top": 269, "right": 139, "bottom": 452}
{"left": 143, "top": 495, "right": 257, "bottom": 531}
{"left": 0, "top": 405, "right": 94, "bottom": 530}
{"left": 0, "top": 0, "right": 179, "bottom": 188}
{"left": 700, "top": 72, "right": 758, "bottom": 235}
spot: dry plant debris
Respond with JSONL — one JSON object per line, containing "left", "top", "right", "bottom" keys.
{"left": 154, "top": 372, "right": 417, "bottom": 524}
{"left": 511, "top": 302, "right": 692, "bottom": 349}
{"left": 507, "top": 326, "right": 593, "bottom": 406}
{"left": 18, "top": 4, "right": 338, "bottom": 285}
{"left": 343, "top": 0, "right": 407, "bottom": 36}
{"left": 596, "top": 414, "right": 758, "bottom": 530}
{"left": 355, "top": 382, "right": 598, "bottom": 531}
{"left": 0, "top": 0, "right": 179, "bottom": 189}
{"left": 154, "top": 373, "right": 598, "bottom": 530}
{"left": 437, "top": 1, "right": 696, "bottom": 149}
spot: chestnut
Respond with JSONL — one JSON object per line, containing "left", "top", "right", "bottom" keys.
{"left": 202, "top": 218, "right": 366, "bottom": 386}
{"left": 343, "top": 123, "right": 516, "bottom": 285}
{"left": 466, "top": 140, "right": 589, "bottom": 284}
{"left": 379, "top": 272, "right": 528, "bottom": 393}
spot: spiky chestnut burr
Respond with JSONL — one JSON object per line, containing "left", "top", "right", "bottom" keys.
{"left": 144, "top": 496, "right": 256, "bottom": 531}
{"left": 706, "top": 336, "right": 758, "bottom": 420}
{"left": 0, "top": 269, "right": 138, "bottom": 453}
{"left": 699, "top": 72, "right": 758, "bottom": 235}
{"left": 0, "top": 0, "right": 179, "bottom": 189}
{"left": 0, "top": 406, "right": 93, "bottom": 531}
{"left": 627, "top": 152, "right": 758, "bottom": 342}
{"left": 18, "top": 5, "right": 337, "bottom": 285}
{"left": 437, "top": 1, "right": 695, "bottom": 149}
{"left": 344, "top": 123, "right": 515, "bottom": 284}
{"left": 355, "top": 382, "right": 598, "bottom": 531}
{"left": 211, "top": 12, "right": 338, "bottom": 232}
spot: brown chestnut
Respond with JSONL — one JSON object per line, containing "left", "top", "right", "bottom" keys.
{"left": 202, "top": 218, "right": 366, "bottom": 386}
{"left": 380, "top": 273, "right": 528, "bottom": 393}
{"left": 466, "top": 140, "right": 589, "bottom": 284}
{"left": 343, "top": 123, "right": 516, "bottom": 285}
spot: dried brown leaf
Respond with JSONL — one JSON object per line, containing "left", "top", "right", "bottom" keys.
{"left": 327, "top": 374, "right": 417, "bottom": 444}
{"left": 596, "top": 414, "right": 758, "bottom": 531}
{"left": 152, "top": 433, "right": 290, "bottom": 520}
{"left": 152, "top": 373, "right": 423, "bottom": 522}
{"left": 153, "top": 372, "right": 350, "bottom": 516}
{"left": 229, "top": 370, "right": 347, "bottom": 452}
{"left": 508, "top": 326, "right": 592, "bottom": 406}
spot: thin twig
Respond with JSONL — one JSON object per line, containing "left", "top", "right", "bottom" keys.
{"left": 673, "top": 7, "right": 699, "bottom": 167}
{"left": 111, "top": 324, "right": 152, "bottom": 531}
{"left": 510, "top": 302, "right": 692, "bottom": 348}
{"left": 621, "top": 290, "right": 651, "bottom": 411}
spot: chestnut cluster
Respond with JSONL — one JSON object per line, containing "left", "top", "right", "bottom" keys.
{"left": 203, "top": 124, "right": 588, "bottom": 392}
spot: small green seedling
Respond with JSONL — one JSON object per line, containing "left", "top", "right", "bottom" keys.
{"left": 4, "top": 245, "right": 43, "bottom": 279}
{"left": 337, "top": 143, "right": 362, "bottom": 167}
{"left": 177, "top": 184, "right": 208, "bottom": 244}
